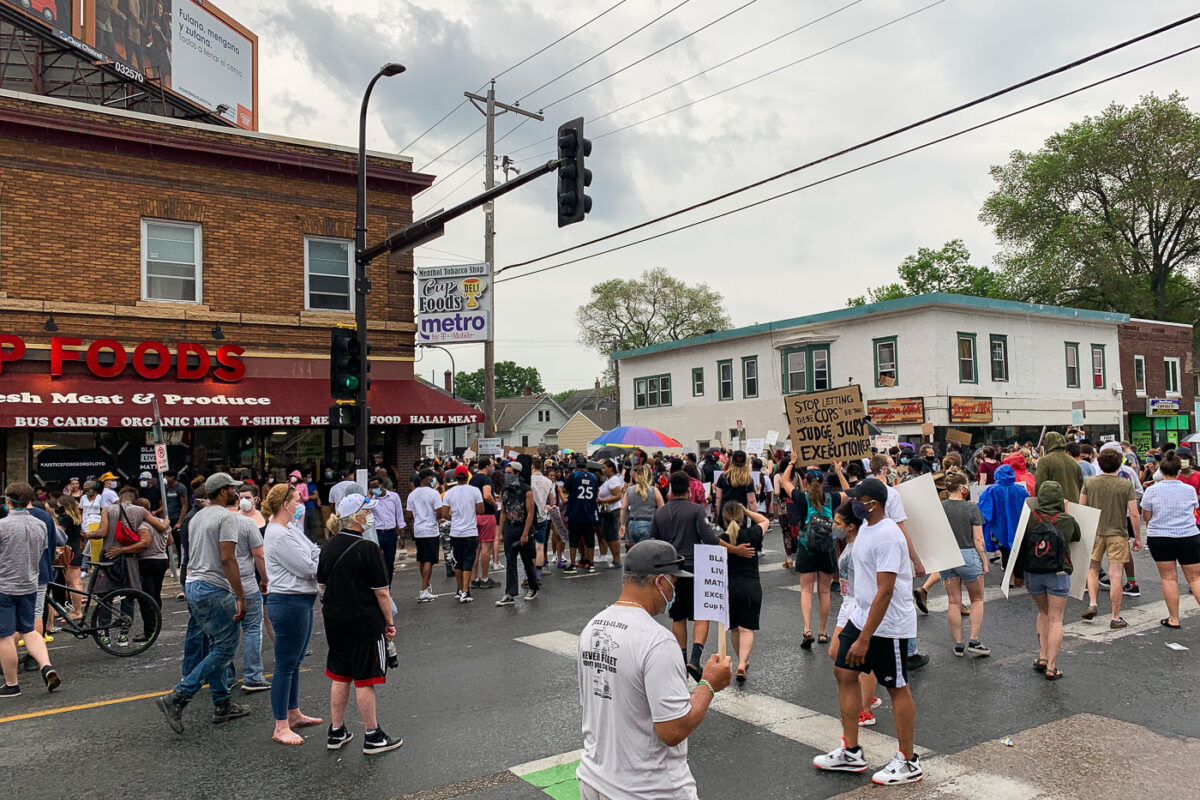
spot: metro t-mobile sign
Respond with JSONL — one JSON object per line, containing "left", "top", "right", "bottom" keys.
{"left": 0, "top": 335, "right": 245, "bottom": 382}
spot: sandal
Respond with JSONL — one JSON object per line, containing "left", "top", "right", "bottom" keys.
{"left": 736, "top": 666, "right": 747, "bottom": 683}
{"left": 1033, "top": 658, "right": 1048, "bottom": 673}
{"left": 1044, "top": 667, "right": 1063, "bottom": 681}
{"left": 800, "top": 631, "right": 815, "bottom": 650}
{"left": 817, "top": 632, "right": 829, "bottom": 645}
{"left": 1161, "top": 618, "right": 1181, "bottom": 629}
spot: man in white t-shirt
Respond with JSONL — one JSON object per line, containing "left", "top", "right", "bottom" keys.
{"left": 442, "top": 465, "right": 484, "bottom": 604}
{"left": 870, "top": 455, "right": 928, "bottom": 669}
{"left": 815, "top": 479, "right": 922, "bottom": 786}
{"left": 406, "top": 469, "right": 447, "bottom": 603}
{"left": 577, "top": 540, "right": 731, "bottom": 800}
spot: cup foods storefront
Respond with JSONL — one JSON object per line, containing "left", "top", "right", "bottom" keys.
{"left": 0, "top": 334, "right": 483, "bottom": 487}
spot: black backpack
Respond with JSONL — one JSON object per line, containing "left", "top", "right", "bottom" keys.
{"left": 1021, "top": 512, "right": 1066, "bottom": 574}
{"left": 802, "top": 494, "right": 835, "bottom": 552}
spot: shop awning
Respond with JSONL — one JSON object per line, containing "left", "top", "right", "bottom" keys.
{"left": 0, "top": 374, "right": 482, "bottom": 429}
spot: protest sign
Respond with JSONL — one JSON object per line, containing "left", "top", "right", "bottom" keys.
{"left": 785, "top": 385, "right": 870, "bottom": 463}
{"left": 893, "top": 474, "right": 965, "bottom": 573}
{"left": 945, "top": 429, "right": 973, "bottom": 446}
{"left": 872, "top": 434, "right": 899, "bottom": 451}
{"left": 746, "top": 438, "right": 765, "bottom": 455}
{"left": 730, "top": 437, "right": 741, "bottom": 451}
{"left": 1002, "top": 497, "right": 1098, "bottom": 601}
{"left": 693, "top": 544, "right": 729, "bottom": 656}
{"left": 765, "top": 430, "right": 779, "bottom": 446}
{"left": 477, "top": 438, "right": 502, "bottom": 456}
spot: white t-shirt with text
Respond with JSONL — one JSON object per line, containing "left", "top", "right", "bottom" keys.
{"left": 576, "top": 604, "right": 696, "bottom": 800}
{"left": 848, "top": 517, "right": 917, "bottom": 639}
{"left": 443, "top": 483, "right": 484, "bottom": 538}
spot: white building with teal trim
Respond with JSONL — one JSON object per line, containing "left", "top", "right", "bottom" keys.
{"left": 612, "top": 293, "right": 1128, "bottom": 450}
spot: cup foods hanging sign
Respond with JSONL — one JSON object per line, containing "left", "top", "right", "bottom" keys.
{"left": 416, "top": 263, "right": 492, "bottom": 344}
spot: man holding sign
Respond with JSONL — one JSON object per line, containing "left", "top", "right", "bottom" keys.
{"left": 576, "top": 541, "right": 732, "bottom": 800}
{"left": 815, "top": 478, "right": 922, "bottom": 785}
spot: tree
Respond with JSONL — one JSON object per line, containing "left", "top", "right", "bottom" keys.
{"left": 455, "top": 361, "right": 544, "bottom": 403}
{"left": 576, "top": 268, "right": 732, "bottom": 355}
{"left": 847, "top": 239, "right": 1006, "bottom": 306}
{"left": 980, "top": 92, "right": 1200, "bottom": 322}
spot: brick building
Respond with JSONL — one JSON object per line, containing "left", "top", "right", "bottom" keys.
{"left": 1118, "top": 318, "right": 1195, "bottom": 450}
{"left": 0, "top": 88, "right": 481, "bottom": 488}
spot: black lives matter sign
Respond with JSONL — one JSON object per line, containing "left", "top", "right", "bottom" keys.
{"left": 785, "top": 385, "right": 871, "bottom": 463}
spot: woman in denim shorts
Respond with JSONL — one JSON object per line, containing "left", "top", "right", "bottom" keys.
{"left": 619, "top": 466, "right": 663, "bottom": 546}
{"left": 940, "top": 474, "right": 991, "bottom": 657}
{"left": 1022, "top": 481, "right": 1080, "bottom": 681}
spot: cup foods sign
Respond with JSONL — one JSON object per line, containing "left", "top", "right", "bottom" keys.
{"left": 416, "top": 263, "right": 492, "bottom": 344}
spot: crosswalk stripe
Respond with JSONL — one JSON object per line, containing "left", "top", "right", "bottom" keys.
{"left": 511, "top": 749, "right": 584, "bottom": 777}
{"left": 1063, "top": 598, "right": 1200, "bottom": 642}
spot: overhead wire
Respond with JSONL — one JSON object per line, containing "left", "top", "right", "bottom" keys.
{"left": 492, "top": 14, "right": 1200, "bottom": 282}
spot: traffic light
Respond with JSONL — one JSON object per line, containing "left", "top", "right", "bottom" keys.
{"left": 557, "top": 116, "right": 592, "bottom": 227}
{"left": 329, "top": 404, "right": 363, "bottom": 430}
{"left": 330, "top": 327, "right": 361, "bottom": 401}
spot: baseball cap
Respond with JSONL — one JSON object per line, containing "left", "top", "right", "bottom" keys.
{"left": 454, "top": 464, "right": 470, "bottom": 479}
{"left": 139, "top": 471, "right": 153, "bottom": 480}
{"left": 336, "top": 492, "right": 379, "bottom": 518}
{"left": 204, "top": 471, "right": 244, "bottom": 496}
{"left": 846, "top": 477, "right": 888, "bottom": 505}
{"left": 99, "top": 472, "right": 118, "bottom": 482}
{"left": 731, "top": 450, "right": 747, "bottom": 466}
{"left": 1099, "top": 441, "right": 1123, "bottom": 455}
{"left": 624, "top": 540, "right": 692, "bottom": 578}
{"left": 506, "top": 461, "right": 523, "bottom": 473}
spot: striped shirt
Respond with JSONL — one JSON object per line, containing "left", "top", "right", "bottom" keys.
{"left": 1141, "top": 479, "right": 1199, "bottom": 538}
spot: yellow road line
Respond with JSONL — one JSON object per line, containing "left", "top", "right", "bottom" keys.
{"left": 0, "top": 668, "right": 311, "bottom": 724}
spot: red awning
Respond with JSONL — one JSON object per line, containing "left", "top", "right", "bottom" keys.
{"left": 0, "top": 374, "right": 482, "bottom": 429}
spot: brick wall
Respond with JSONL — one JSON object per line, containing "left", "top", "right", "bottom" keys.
{"left": 1117, "top": 320, "right": 1195, "bottom": 413}
{"left": 0, "top": 93, "right": 432, "bottom": 360}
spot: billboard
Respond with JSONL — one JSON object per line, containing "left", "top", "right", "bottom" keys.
{"left": 1, "top": 0, "right": 76, "bottom": 34}
{"left": 84, "top": 0, "right": 257, "bottom": 129}
{"left": 416, "top": 263, "right": 493, "bottom": 345}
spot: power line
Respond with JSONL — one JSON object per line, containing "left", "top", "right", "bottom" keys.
{"left": 402, "top": 0, "right": 633, "bottom": 154}
{"left": 494, "top": 18, "right": 1200, "bottom": 283}
{"left": 541, "top": 0, "right": 765, "bottom": 112}
{"left": 514, "top": 0, "right": 945, "bottom": 163}
{"left": 416, "top": 121, "right": 486, "bottom": 172}
{"left": 505, "top": 0, "right": 866, "bottom": 158}
{"left": 516, "top": 0, "right": 697, "bottom": 103}
{"left": 418, "top": 116, "right": 535, "bottom": 209}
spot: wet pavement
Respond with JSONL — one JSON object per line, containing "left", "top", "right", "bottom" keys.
{"left": 2, "top": 529, "right": 1198, "bottom": 800}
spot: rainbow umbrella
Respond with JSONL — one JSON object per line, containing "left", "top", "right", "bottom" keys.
{"left": 588, "top": 425, "right": 683, "bottom": 450}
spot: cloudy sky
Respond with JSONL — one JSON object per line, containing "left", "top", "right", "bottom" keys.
{"left": 220, "top": 0, "right": 1200, "bottom": 393}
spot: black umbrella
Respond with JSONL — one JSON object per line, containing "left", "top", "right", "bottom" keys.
{"left": 589, "top": 446, "right": 628, "bottom": 462}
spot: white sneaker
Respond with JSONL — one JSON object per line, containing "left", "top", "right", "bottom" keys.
{"left": 813, "top": 738, "right": 868, "bottom": 773}
{"left": 871, "top": 751, "right": 923, "bottom": 785}
{"left": 453, "top": 589, "right": 463, "bottom": 601}
{"left": 870, "top": 696, "right": 882, "bottom": 710}
{"left": 418, "top": 589, "right": 435, "bottom": 603}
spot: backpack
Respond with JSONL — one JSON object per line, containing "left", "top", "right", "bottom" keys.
{"left": 802, "top": 494, "right": 834, "bottom": 552}
{"left": 1021, "top": 512, "right": 1066, "bottom": 574}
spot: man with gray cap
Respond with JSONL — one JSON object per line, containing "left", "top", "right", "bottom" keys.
{"left": 576, "top": 540, "right": 732, "bottom": 800}
{"left": 156, "top": 471, "right": 249, "bottom": 733}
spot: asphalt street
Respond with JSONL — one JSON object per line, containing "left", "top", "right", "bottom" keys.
{"left": 3, "top": 526, "right": 1199, "bottom": 800}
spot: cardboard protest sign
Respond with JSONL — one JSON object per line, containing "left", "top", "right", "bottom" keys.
{"left": 693, "top": 544, "right": 729, "bottom": 629}
{"left": 945, "top": 429, "right": 973, "bottom": 446}
{"left": 893, "top": 474, "right": 965, "bottom": 573}
{"left": 1002, "top": 497, "right": 1098, "bottom": 601}
{"left": 785, "top": 385, "right": 870, "bottom": 463}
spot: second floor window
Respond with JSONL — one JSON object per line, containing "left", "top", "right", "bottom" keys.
{"left": 142, "top": 220, "right": 202, "bottom": 303}
{"left": 1065, "top": 343, "right": 1079, "bottom": 388}
{"left": 1166, "top": 357, "right": 1181, "bottom": 395}
{"left": 718, "top": 360, "right": 733, "bottom": 401}
{"left": 957, "top": 333, "right": 977, "bottom": 383}
{"left": 306, "top": 237, "right": 353, "bottom": 311}
{"left": 874, "top": 338, "right": 897, "bottom": 386}
{"left": 634, "top": 375, "right": 672, "bottom": 409}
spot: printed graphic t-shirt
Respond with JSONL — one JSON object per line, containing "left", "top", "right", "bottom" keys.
{"left": 576, "top": 604, "right": 696, "bottom": 800}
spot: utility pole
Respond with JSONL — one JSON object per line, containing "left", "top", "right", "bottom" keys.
{"left": 464, "top": 81, "right": 543, "bottom": 435}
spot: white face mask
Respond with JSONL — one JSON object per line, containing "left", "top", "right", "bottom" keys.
{"left": 239, "top": 497, "right": 253, "bottom": 512}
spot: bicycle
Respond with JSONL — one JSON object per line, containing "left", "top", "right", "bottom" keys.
{"left": 45, "top": 561, "right": 162, "bottom": 657}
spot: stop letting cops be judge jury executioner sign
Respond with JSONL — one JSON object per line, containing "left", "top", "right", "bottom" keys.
{"left": 785, "top": 385, "right": 871, "bottom": 463}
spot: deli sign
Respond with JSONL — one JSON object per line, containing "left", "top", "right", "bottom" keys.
{"left": 0, "top": 335, "right": 245, "bottom": 382}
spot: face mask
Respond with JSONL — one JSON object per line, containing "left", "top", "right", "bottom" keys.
{"left": 505, "top": 473, "right": 519, "bottom": 487}
{"left": 833, "top": 523, "right": 847, "bottom": 542}
{"left": 851, "top": 500, "right": 868, "bottom": 519}
{"left": 139, "top": 479, "right": 149, "bottom": 488}
{"left": 372, "top": 488, "right": 383, "bottom": 497}
{"left": 900, "top": 457, "right": 909, "bottom": 465}
{"left": 656, "top": 576, "right": 676, "bottom": 615}
{"left": 431, "top": 478, "right": 438, "bottom": 489}
{"left": 324, "top": 471, "right": 333, "bottom": 478}
{"left": 291, "top": 505, "right": 304, "bottom": 522}
{"left": 105, "top": 481, "right": 117, "bottom": 489}
{"left": 1183, "top": 459, "right": 1192, "bottom": 469}
{"left": 239, "top": 497, "right": 253, "bottom": 512}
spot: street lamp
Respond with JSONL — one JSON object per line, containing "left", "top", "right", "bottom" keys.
{"left": 353, "top": 62, "right": 405, "bottom": 469}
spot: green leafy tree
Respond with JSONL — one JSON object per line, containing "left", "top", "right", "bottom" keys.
{"left": 847, "top": 239, "right": 1005, "bottom": 306}
{"left": 576, "top": 267, "right": 732, "bottom": 355}
{"left": 981, "top": 92, "right": 1200, "bottom": 322}
{"left": 455, "top": 361, "right": 544, "bottom": 403}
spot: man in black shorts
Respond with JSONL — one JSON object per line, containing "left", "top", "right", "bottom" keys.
{"left": 814, "top": 479, "right": 921, "bottom": 785}
{"left": 564, "top": 456, "right": 600, "bottom": 573}
{"left": 650, "top": 471, "right": 752, "bottom": 680}
{"left": 318, "top": 493, "right": 403, "bottom": 755}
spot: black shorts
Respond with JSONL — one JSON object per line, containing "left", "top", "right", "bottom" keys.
{"left": 415, "top": 537, "right": 440, "bottom": 565}
{"left": 834, "top": 622, "right": 909, "bottom": 688}
{"left": 568, "top": 521, "right": 596, "bottom": 549}
{"left": 668, "top": 576, "right": 696, "bottom": 622}
{"left": 729, "top": 579, "right": 762, "bottom": 631}
{"left": 451, "top": 536, "right": 478, "bottom": 572}
{"left": 325, "top": 624, "right": 387, "bottom": 687}
{"left": 1147, "top": 534, "right": 1200, "bottom": 566}
{"left": 794, "top": 544, "right": 837, "bottom": 575}
{"left": 599, "top": 512, "right": 619, "bottom": 543}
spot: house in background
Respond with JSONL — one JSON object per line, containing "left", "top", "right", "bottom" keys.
{"left": 463, "top": 390, "right": 570, "bottom": 450}
{"left": 558, "top": 409, "right": 619, "bottom": 454}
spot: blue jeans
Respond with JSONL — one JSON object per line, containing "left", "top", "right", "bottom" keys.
{"left": 239, "top": 590, "right": 265, "bottom": 684}
{"left": 176, "top": 581, "right": 240, "bottom": 706}
{"left": 377, "top": 528, "right": 398, "bottom": 583}
{"left": 266, "top": 593, "right": 315, "bottom": 721}
{"left": 627, "top": 519, "right": 652, "bottom": 544}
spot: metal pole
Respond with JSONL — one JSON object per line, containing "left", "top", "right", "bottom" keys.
{"left": 483, "top": 81, "right": 496, "bottom": 437}
{"left": 150, "top": 396, "right": 177, "bottom": 580}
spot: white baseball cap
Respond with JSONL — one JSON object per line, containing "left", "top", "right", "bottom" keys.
{"left": 336, "top": 493, "right": 378, "bottom": 518}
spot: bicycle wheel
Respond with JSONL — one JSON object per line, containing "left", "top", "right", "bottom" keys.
{"left": 89, "top": 588, "right": 162, "bottom": 656}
